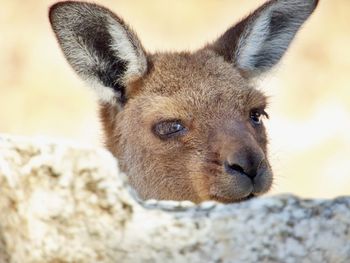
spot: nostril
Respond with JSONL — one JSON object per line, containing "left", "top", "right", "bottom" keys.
{"left": 224, "top": 161, "right": 244, "bottom": 174}
{"left": 224, "top": 161, "right": 256, "bottom": 179}
{"left": 228, "top": 163, "right": 245, "bottom": 174}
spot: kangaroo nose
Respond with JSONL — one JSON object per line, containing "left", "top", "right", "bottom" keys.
{"left": 224, "top": 149, "right": 262, "bottom": 179}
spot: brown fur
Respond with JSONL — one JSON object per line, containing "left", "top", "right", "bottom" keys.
{"left": 50, "top": 0, "right": 319, "bottom": 203}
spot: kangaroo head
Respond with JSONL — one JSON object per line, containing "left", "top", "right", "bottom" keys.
{"left": 49, "top": 0, "right": 318, "bottom": 203}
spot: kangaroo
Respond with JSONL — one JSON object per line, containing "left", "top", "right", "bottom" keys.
{"left": 49, "top": 0, "right": 319, "bottom": 203}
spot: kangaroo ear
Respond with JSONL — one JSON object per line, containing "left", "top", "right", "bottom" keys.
{"left": 49, "top": 1, "right": 147, "bottom": 105}
{"left": 210, "top": 0, "right": 319, "bottom": 77}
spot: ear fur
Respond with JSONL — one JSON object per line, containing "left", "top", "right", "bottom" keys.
{"left": 210, "top": 0, "right": 319, "bottom": 77}
{"left": 49, "top": 1, "right": 147, "bottom": 104}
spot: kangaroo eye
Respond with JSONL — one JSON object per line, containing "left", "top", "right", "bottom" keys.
{"left": 250, "top": 109, "right": 269, "bottom": 125}
{"left": 153, "top": 120, "right": 186, "bottom": 139}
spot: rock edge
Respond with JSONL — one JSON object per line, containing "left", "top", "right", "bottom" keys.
{"left": 0, "top": 135, "right": 349, "bottom": 263}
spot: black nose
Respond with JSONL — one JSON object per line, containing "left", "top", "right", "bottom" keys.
{"left": 224, "top": 150, "right": 262, "bottom": 179}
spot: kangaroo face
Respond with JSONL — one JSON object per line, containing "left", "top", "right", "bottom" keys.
{"left": 49, "top": 0, "right": 319, "bottom": 203}
{"left": 105, "top": 51, "right": 271, "bottom": 202}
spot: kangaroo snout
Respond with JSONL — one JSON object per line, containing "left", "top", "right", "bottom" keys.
{"left": 208, "top": 131, "right": 272, "bottom": 203}
{"left": 224, "top": 154, "right": 272, "bottom": 197}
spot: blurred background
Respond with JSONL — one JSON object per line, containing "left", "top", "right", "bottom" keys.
{"left": 1, "top": 0, "right": 349, "bottom": 199}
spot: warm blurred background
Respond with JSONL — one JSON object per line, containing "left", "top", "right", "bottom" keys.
{"left": 1, "top": 0, "right": 349, "bottom": 199}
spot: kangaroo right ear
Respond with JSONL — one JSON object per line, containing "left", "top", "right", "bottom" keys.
{"left": 49, "top": 1, "right": 148, "bottom": 105}
{"left": 209, "top": 0, "right": 319, "bottom": 78}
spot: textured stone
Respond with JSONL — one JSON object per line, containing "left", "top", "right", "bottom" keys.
{"left": 0, "top": 135, "right": 349, "bottom": 263}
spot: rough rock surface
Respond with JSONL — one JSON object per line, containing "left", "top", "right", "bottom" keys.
{"left": 0, "top": 135, "right": 349, "bottom": 263}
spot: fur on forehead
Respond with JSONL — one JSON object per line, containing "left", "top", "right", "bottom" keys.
{"left": 125, "top": 50, "right": 268, "bottom": 117}
{"left": 141, "top": 50, "right": 249, "bottom": 95}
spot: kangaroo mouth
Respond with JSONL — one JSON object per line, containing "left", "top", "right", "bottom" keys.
{"left": 208, "top": 167, "right": 273, "bottom": 203}
{"left": 245, "top": 193, "right": 255, "bottom": 200}
{"left": 210, "top": 192, "right": 255, "bottom": 204}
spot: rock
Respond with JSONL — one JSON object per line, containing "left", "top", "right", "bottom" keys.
{"left": 0, "top": 135, "right": 349, "bottom": 263}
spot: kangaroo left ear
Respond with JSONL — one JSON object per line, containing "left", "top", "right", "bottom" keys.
{"left": 209, "top": 0, "right": 319, "bottom": 77}
{"left": 49, "top": 1, "right": 148, "bottom": 105}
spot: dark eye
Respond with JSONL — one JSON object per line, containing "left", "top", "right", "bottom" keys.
{"left": 153, "top": 120, "right": 186, "bottom": 139}
{"left": 250, "top": 109, "right": 269, "bottom": 125}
